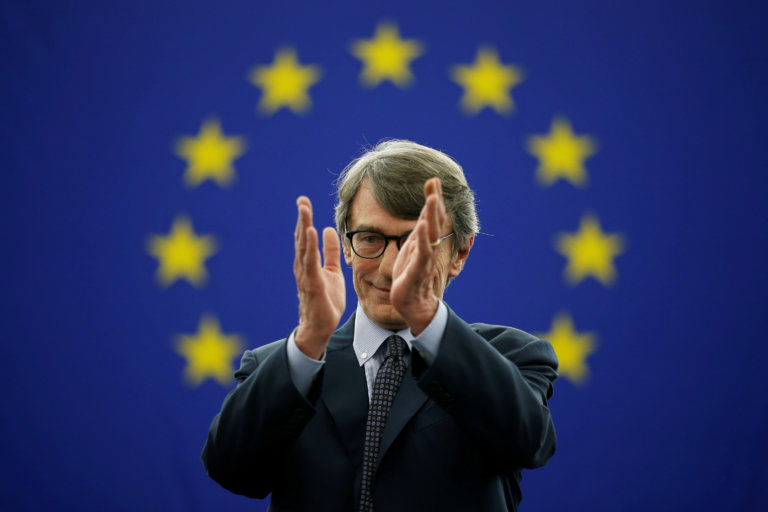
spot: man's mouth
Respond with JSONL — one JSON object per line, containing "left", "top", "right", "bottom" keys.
{"left": 370, "top": 283, "right": 391, "bottom": 296}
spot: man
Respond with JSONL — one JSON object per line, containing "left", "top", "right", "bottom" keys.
{"left": 202, "top": 140, "right": 558, "bottom": 511}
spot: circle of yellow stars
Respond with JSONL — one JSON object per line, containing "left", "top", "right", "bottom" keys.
{"left": 146, "top": 20, "right": 628, "bottom": 387}
{"left": 242, "top": 23, "right": 525, "bottom": 116}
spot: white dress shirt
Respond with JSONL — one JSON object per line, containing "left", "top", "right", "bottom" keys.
{"left": 286, "top": 301, "right": 449, "bottom": 399}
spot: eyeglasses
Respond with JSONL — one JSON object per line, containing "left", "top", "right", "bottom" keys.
{"left": 345, "top": 230, "right": 454, "bottom": 259}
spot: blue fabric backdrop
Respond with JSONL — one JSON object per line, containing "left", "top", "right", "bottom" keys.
{"left": 2, "top": 1, "right": 767, "bottom": 510}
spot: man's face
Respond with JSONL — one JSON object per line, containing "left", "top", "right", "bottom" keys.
{"left": 343, "top": 181, "right": 467, "bottom": 330}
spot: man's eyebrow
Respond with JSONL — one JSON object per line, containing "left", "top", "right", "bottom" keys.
{"left": 352, "top": 224, "right": 413, "bottom": 237}
{"left": 353, "top": 224, "right": 383, "bottom": 232}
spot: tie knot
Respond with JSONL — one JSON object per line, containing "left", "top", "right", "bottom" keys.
{"left": 385, "top": 335, "right": 407, "bottom": 358}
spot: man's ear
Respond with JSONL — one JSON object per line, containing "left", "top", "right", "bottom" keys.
{"left": 448, "top": 234, "right": 474, "bottom": 278}
{"left": 343, "top": 236, "right": 353, "bottom": 266}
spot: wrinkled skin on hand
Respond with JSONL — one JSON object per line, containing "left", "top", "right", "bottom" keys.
{"left": 391, "top": 178, "right": 455, "bottom": 335}
{"left": 293, "top": 196, "right": 345, "bottom": 360}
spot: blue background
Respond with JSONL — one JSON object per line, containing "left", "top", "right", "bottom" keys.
{"left": 1, "top": 0, "right": 767, "bottom": 510}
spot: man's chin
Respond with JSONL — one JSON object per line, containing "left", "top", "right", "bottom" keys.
{"left": 364, "top": 303, "right": 407, "bottom": 330}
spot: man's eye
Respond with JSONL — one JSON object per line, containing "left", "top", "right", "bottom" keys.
{"left": 360, "top": 235, "right": 382, "bottom": 244}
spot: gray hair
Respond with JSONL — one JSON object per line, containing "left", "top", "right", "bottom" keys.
{"left": 334, "top": 140, "right": 479, "bottom": 254}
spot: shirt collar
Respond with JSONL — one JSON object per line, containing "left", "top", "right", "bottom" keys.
{"left": 352, "top": 302, "right": 414, "bottom": 367}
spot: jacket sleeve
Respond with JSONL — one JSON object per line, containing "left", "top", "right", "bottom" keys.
{"left": 414, "top": 309, "right": 558, "bottom": 471}
{"left": 201, "top": 339, "right": 320, "bottom": 498}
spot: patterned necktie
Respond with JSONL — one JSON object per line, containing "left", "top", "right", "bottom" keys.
{"left": 358, "top": 334, "right": 408, "bottom": 512}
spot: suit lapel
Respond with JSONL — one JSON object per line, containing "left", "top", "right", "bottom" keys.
{"left": 376, "top": 358, "right": 429, "bottom": 468}
{"left": 320, "top": 315, "right": 369, "bottom": 461}
{"left": 321, "top": 315, "right": 431, "bottom": 469}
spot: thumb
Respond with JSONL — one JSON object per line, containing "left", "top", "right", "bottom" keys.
{"left": 322, "top": 227, "right": 341, "bottom": 271}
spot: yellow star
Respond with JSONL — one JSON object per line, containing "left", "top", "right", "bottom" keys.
{"left": 556, "top": 214, "right": 625, "bottom": 286}
{"left": 450, "top": 47, "right": 524, "bottom": 115}
{"left": 537, "top": 312, "right": 596, "bottom": 384}
{"left": 147, "top": 216, "right": 217, "bottom": 287}
{"left": 174, "top": 119, "right": 246, "bottom": 187}
{"left": 527, "top": 118, "right": 596, "bottom": 187}
{"left": 248, "top": 48, "right": 321, "bottom": 115}
{"left": 351, "top": 22, "right": 423, "bottom": 87}
{"left": 176, "top": 315, "right": 243, "bottom": 386}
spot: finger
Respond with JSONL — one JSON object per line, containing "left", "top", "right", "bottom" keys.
{"left": 416, "top": 189, "right": 433, "bottom": 235}
{"left": 394, "top": 222, "right": 415, "bottom": 278}
{"left": 295, "top": 199, "right": 301, "bottom": 242}
{"left": 415, "top": 218, "right": 432, "bottom": 265}
{"left": 410, "top": 220, "right": 435, "bottom": 283}
{"left": 396, "top": 226, "right": 415, "bottom": 260}
{"left": 295, "top": 197, "right": 313, "bottom": 251}
{"left": 434, "top": 178, "right": 442, "bottom": 199}
{"left": 322, "top": 227, "right": 341, "bottom": 271}
{"left": 393, "top": 226, "right": 414, "bottom": 278}
{"left": 302, "top": 197, "right": 314, "bottom": 231}
{"left": 430, "top": 178, "right": 447, "bottom": 226}
{"left": 295, "top": 196, "right": 311, "bottom": 236}
{"left": 392, "top": 234, "right": 413, "bottom": 279}
{"left": 295, "top": 207, "right": 310, "bottom": 277}
{"left": 303, "top": 226, "right": 321, "bottom": 278}
{"left": 417, "top": 194, "right": 429, "bottom": 223}
{"left": 424, "top": 177, "right": 438, "bottom": 199}
{"left": 296, "top": 197, "right": 316, "bottom": 258}
{"left": 425, "top": 194, "right": 440, "bottom": 244}
{"left": 435, "top": 179, "right": 446, "bottom": 219}
{"left": 295, "top": 200, "right": 307, "bottom": 275}
{"left": 424, "top": 178, "right": 447, "bottom": 241}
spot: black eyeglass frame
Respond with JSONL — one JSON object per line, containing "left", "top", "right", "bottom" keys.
{"left": 345, "top": 229, "right": 454, "bottom": 259}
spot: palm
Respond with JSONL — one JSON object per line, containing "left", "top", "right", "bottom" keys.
{"left": 392, "top": 239, "right": 426, "bottom": 306}
{"left": 294, "top": 197, "right": 346, "bottom": 358}
{"left": 295, "top": 227, "right": 346, "bottom": 336}
{"left": 390, "top": 178, "right": 448, "bottom": 334}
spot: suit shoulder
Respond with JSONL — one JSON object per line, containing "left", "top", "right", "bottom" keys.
{"left": 469, "top": 322, "right": 540, "bottom": 345}
{"left": 235, "top": 339, "right": 286, "bottom": 381}
{"left": 467, "top": 321, "right": 557, "bottom": 368}
{"left": 242, "top": 338, "right": 285, "bottom": 363}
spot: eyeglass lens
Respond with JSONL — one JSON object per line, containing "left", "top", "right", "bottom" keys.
{"left": 351, "top": 232, "right": 403, "bottom": 258}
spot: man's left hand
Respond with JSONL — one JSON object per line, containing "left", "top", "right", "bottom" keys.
{"left": 391, "top": 178, "right": 450, "bottom": 335}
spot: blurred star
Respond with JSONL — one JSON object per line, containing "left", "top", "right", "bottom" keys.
{"left": 527, "top": 117, "right": 595, "bottom": 187}
{"left": 351, "top": 22, "right": 423, "bottom": 87}
{"left": 147, "top": 216, "right": 217, "bottom": 287}
{"left": 451, "top": 47, "right": 524, "bottom": 115}
{"left": 538, "top": 312, "right": 596, "bottom": 384}
{"left": 175, "top": 119, "right": 246, "bottom": 187}
{"left": 249, "top": 48, "right": 321, "bottom": 115}
{"left": 176, "top": 315, "right": 243, "bottom": 386}
{"left": 556, "top": 214, "right": 625, "bottom": 286}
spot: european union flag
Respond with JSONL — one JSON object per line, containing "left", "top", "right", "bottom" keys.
{"left": 2, "top": 0, "right": 767, "bottom": 510}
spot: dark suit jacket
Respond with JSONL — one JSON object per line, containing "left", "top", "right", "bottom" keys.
{"left": 202, "top": 306, "right": 558, "bottom": 511}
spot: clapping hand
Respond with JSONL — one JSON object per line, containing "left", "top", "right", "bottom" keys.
{"left": 293, "top": 196, "right": 346, "bottom": 360}
{"left": 391, "top": 178, "right": 452, "bottom": 335}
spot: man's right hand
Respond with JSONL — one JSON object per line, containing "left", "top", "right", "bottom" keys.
{"left": 293, "top": 196, "right": 346, "bottom": 360}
